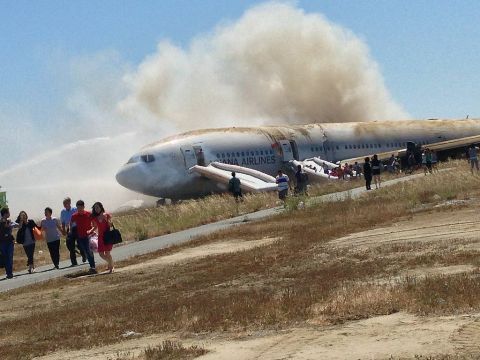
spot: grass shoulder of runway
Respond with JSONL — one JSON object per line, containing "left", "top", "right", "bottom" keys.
{"left": 1, "top": 160, "right": 479, "bottom": 359}
{"left": 11, "top": 174, "right": 362, "bottom": 271}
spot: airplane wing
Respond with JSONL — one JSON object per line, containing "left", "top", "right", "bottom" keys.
{"left": 189, "top": 162, "right": 278, "bottom": 192}
{"left": 339, "top": 134, "right": 480, "bottom": 165}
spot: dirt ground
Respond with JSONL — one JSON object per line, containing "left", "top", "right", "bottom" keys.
{"left": 33, "top": 312, "right": 480, "bottom": 360}
{"left": 30, "top": 204, "right": 480, "bottom": 359}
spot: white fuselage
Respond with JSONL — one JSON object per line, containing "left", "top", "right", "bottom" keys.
{"left": 116, "top": 119, "right": 480, "bottom": 199}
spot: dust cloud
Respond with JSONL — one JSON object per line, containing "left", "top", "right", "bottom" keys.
{"left": 0, "top": 2, "right": 407, "bottom": 217}
{"left": 119, "top": 2, "right": 407, "bottom": 130}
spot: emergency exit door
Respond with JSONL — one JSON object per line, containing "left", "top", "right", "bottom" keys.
{"left": 180, "top": 146, "right": 198, "bottom": 169}
{"left": 278, "top": 140, "right": 294, "bottom": 162}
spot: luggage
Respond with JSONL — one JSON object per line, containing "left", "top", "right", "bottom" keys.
{"left": 104, "top": 225, "right": 123, "bottom": 245}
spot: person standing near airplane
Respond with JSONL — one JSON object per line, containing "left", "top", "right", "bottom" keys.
{"left": 468, "top": 144, "right": 479, "bottom": 174}
{"left": 228, "top": 172, "right": 243, "bottom": 201}
{"left": 371, "top": 154, "right": 381, "bottom": 189}
{"left": 15, "top": 211, "right": 38, "bottom": 274}
{"left": 363, "top": 157, "right": 372, "bottom": 191}
{"left": 61, "top": 197, "right": 86, "bottom": 266}
{"left": 276, "top": 170, "right": 290, "bottom": 200}
{"left": 294, "top": 165, "right": 308, "bottom": 195}
{"left": 353, "top": 162, "right": 362, "bottom": 178}
{"left": 89, "top": 202, "right": 114, "bottom": 273}
{"left": 71, "top": 200, "right": 96, "bottom": 274}
{"left": 40, "top": 207, "right": 64, "bottom": 269}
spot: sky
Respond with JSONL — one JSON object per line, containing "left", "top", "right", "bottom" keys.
{"left": 1, "top": 0, "right": 479, "bottom": 124}
{"left": 1, "top": 0, "right": 480, "bottom": 212}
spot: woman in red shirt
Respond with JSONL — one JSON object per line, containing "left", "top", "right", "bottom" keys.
{"left": 89, "top": 202, "right": 114, "bottom": 273}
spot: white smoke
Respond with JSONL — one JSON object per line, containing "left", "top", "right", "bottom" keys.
{"left": 0, "top": 51, "right": 160, "bottom": 216}
{"left": 0, "top": 1, "right": 408, "bottom": 216}
{"left": 119, "top": 2, "right": 408, "bottom": 129}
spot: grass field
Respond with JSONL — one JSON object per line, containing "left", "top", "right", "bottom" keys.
{"left": 1, "top": 160, "right": 479, "bottom": 359}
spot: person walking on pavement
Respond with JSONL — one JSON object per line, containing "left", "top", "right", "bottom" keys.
{"left": 89, "top": 202, "right": 115, "bottom": 273}
{"left": 15, "top": 211, "right": 38, "bottom": 274}
{"left": 61, "top": 197, "right": 86, "bottom": 266}
{"left": 40, "top": 207, "right": 64, "bottom": 269}
{"left": 70, "top": 200, "right": 96, "bottom": 274}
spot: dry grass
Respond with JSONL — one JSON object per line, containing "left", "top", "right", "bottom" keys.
{"left": 1, "top": 160, "right": 480, "bottom": 359}
{"left": 112, "top": 340, "right": 207, "bottom": 360}
{"left": 9, "top": 178, "right": 359, "bottom": 271}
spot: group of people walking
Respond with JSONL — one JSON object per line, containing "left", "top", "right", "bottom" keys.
{"left": 0, "top": 197, "right": 115, "bottom": 280}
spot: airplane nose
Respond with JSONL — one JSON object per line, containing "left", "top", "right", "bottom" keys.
{"left": 116, "top": 164, "right": 143, "bottom": 192}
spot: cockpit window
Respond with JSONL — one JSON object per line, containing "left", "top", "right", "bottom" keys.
{"left": 127, "top": 156, "right": 139, "bottom": 164}
{"left": 140, "top": 154, "right": 155, "bottom": 163}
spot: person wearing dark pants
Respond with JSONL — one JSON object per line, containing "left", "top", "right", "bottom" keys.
{"left": 40, "top": 207, "right": 65, "bottom": 269}
{"left": 0, "top": 208, "right": 16, "bottom": 279}
{"left": 66, "top": 233, "right": 78, "bottom": 266}
{"left": 71, "top": 200, "right": 96, "bottom": 274}
{"left": 76, "top": 236, "right": 95, "bottom": 271}
{"left": 363, "top": 157, "right": 373, "bottom": 191}
{"left": 61, "top": 197, "right": 86, "bottom": 266}
{"left": 16, "top": 211, "right": 38, "bottom": 274}
{"left": 0, "top": 240, "right": 14, "bottom": 279}
{"left": 46, "top": 240, "right": 61, "bottom": 268}
{"left": 24, "top": 244, "right": 35, "bottom": 270}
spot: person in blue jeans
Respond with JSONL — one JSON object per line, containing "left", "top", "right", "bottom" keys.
{"left": 0, "top": 208, "right": 17, "bottom": 279}
{"left": 70, "top": 200, "right": 96, "bottom": 274}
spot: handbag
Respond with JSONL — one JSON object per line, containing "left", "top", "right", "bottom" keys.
{"left": 104, "top": 225, "right": 122, "bottom": 245}
{"left": 33, "top": 226, "right": 43, "bottom": 241}
{"left": 16, "top": 227, "right": 25, "bottom": 244}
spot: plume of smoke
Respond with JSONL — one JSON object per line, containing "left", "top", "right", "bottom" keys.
{"left": 119, "top": 2, "right": 408, "bottom": 130}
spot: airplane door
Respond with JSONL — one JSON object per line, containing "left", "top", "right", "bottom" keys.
{"left": 289, "top": 140, "right": 299, "bottom": 160}
{"left": 193, "top": 145, "right": 206, "bottom": 166}
{"left": 180, "top": 146, "right": 198, "bottom": 169}
{"left": 279, "top": 140, "right": 294, "bottom": 162}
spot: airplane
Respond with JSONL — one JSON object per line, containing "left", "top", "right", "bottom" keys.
{"left": 116, "top": 118, "right": 480, "bottom": 200}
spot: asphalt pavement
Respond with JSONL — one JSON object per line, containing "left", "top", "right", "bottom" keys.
{"left": 0, "top": 171, "right": 430, "bottom": 293}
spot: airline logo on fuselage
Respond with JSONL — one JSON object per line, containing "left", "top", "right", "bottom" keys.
{"left": 221, "top": 155, "right": 276, "bottom": 166}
